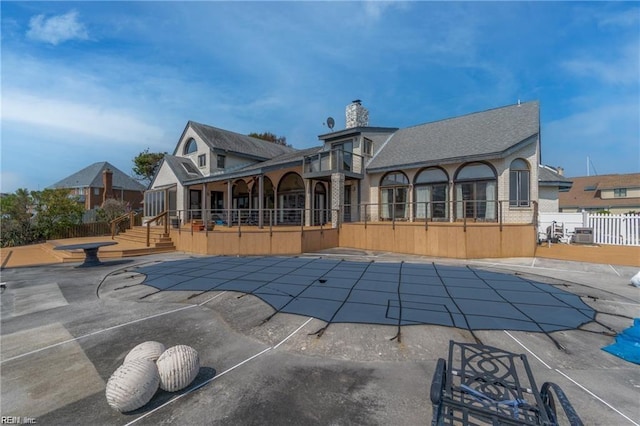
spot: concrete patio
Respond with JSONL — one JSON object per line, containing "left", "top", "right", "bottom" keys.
{"left": 1, "top": 248, "right": 638, "bottom": 425}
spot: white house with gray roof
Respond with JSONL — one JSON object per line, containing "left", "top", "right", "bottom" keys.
{"left": 145, "top": 100, "right": 568, "bottom": 228}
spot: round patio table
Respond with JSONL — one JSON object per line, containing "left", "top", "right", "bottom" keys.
{"left": 54, "top": 241, "right": 118, "bottom": 267}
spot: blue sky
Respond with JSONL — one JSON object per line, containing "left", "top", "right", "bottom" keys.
{"left": 1, "top": 1, "right": 638, "bottom": 193}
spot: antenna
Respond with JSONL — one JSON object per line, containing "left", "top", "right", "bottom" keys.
{"left": 326, "top": 117, "right": 335, "bottom": 130}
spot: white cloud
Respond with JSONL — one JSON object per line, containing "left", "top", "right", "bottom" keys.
{"left": 562, "top": 41, "right": 639, "bottom": 85}
{"left": 544, "top": 100, "right": 640, "bottom": 176}
{"left": 361, "top": 1, "right": 407, "bottom": 22}
{"left": 0, "top": 171, "right": 25, "bottom": 193}
{"left": 2, "top": 90, "right": 165, "bottom": 145}
{"left": 598, "top": 7, "right": 640, "bottom": 28}
{"left": 26, "top": 10, "right": 88, "bottom": 45}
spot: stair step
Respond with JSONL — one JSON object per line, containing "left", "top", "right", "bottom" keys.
{"left": 46, "top": 225, "right": 177, "bottom": 261}
{"left": 48, "top": 243, "right": 176, "bottom": 261}
{"left": 115, "top": 234, "right": 171, "bottom": 244}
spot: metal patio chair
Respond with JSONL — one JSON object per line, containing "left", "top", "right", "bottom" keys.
{"left": 430, "top": 341, "right": 583, "bottom": 426}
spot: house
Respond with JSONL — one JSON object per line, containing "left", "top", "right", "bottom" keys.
{"left": 559, "top": 173, "right": 640, "bottom": 214}
{"left": 538, "top": 165, "right": 573, "bottom": 212}
{"left": 49, "top": 161, "right": 146, "bottom": 211}
{"left": 144, "top": 100, "right": 567, "bottom": 228}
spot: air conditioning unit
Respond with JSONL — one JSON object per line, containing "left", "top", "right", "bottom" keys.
{"left": 573, "top": 227, "right": 594, "bottom": 244}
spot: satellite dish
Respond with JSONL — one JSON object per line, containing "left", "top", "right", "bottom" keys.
{"left": 326, "top": 117, "right": 335, "bottom": 130}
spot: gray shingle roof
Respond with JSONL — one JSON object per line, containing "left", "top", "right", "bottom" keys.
{"left": 162, "top": 155, "right": 203, "bottom": 184}
{"left": 184, "top": 147, "right": 322, "bottom": 184}
{"left": 185, "top": 121, "right": 296, "bottom": 160}
{"left": 538, "top": 165, "right": 572, "bottom": 188}
{"left": 49, "top": 161, "right": 146, "bottom": 191}
{"left": 367, "top": 101, "right": 540, "bottom": 171}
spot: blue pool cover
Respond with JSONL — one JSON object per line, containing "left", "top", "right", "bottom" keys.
{"left": 135, "top": 256, "right": 595, "bottom": 333}
{"left": 602, "top": 318, "right": 640, "bottom": 364}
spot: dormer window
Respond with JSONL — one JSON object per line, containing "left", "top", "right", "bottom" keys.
{"left": 614, "top": 188, "right": 627, "bottom": 198}
{"left": 198, "top": 154, "right": 206, "bottom": 167}
{"left": 182, "top": 161, "right": 199, "bottom": 175}
{"left": 183, "top": 138, "right": 198, "bottom": 155}
{"left": 217, "top": 154, "right": 226, "bottom": 169}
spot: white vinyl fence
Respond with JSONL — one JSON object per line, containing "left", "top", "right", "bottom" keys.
{"left": 539, "top": 212, "right": 640, "bottom": 246}
{"left": 588, "top": 213, "right": 640, "bottom": 246}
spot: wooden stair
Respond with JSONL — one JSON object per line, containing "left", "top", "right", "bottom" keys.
{"left": 43, "top": 226, "right": 176, "bottom": 263}
{"left": 114, "top": 226, "right": 176, "bottom": 253}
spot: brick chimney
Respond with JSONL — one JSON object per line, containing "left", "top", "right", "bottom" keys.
{"left": 102, "top": 168, "right": 114, "bottom": 203}
{"left": 345, "top": 99, "right": 369, "bottom": 129}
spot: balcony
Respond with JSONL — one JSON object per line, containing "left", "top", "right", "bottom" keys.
{"left": 303, "top": 149, "right": 364, "bottom": 180}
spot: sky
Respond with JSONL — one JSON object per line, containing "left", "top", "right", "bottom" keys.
{"left": 1, "top": 1, "right": 639, "bottom": 193}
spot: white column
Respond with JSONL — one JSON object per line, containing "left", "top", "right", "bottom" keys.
{"left": 227, "top": 180, "right": 232, "bottom": 225}
{"left": 304, "top": 179, "right": 312, "bottom": 226}
{"left": 331, "top": 173, "right": 345, "bottom": 228}
{"left": 258, "top": 175, "right": 264, "bottom": 228}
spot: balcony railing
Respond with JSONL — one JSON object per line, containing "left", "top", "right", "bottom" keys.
{"left": 159, "top": 200, "right": 537, "bottom": 235}
{"left": 303, "top": 149, "right": 364, "bottom": 177}
{"left": 169, "top": 207, "right": 338, "bottom": 233}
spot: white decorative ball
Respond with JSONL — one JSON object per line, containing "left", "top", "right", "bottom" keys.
{"left": 124, "top": 341, "right": 166, "bottom": 364}
{"left": 156, "top": 345, "right": 200, "bottom": 392}
{"left": 105, "top": 359, "right": 160, "bottom": 412}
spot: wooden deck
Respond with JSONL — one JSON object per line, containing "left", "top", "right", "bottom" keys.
{"left": 535, "top": 242, "right": 640, "bottom": 267}
{"left": 2, "top": 225, "right": 638, "bottom": 268}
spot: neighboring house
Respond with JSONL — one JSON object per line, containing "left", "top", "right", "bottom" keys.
{"left": 145, "top": 100, "right": 567, "bottom": 225}
{"left": 538, "top": 165, "right": 573, "bottom": 213}
{"left": 49, "top": 161, "right": 146, "bottom": 211}
{"left": 559, "top": 173, "right": 640, "bottom": 214}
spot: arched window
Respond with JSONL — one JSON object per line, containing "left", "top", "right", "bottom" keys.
{"left": 183, "top": 138, "right": 198, "bottom": 155}
{"left": 250, "top": 176, "right": 275, "bottom": 210}
{"left": 277, "top": 173, "right": 305, "bottom": 224}
{"left": 509, "top": 159, "right": 530, "bottom": 207}
{"left": 313, "top": 182, "right": 327, "bottom": 225}
{"left": 454, "top": 163, "right": 497, "bottom": 221}
{"left": 414, "top": 167, "right": 449, "bottom": 220}
{"left": 232, "top": 180, "right": 249, "bottom": 209}
{"left": 380, "top": 171, "right": 409, "bottom": 220}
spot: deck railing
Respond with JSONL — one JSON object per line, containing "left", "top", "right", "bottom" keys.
{"left": 353, "top": 200, "right": 537, "bottom": 229}
{"left": 162, "top": 200, "right": 537, "bottom": 234}
{"left": 303, "top": 149, "right": 364, "bottom": 176}
{"left": 170, "top": 208, "right": 337, "bottom": 235}
{"left": 109, "top": 211, "right": 139, "bottom": 239}
{"left": 145, "top": 211, "right": 168, "bottom": 247}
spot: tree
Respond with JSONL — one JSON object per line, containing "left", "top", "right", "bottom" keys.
{"left": 133, "top": 148, "right": 166, "bottom": 184}
{"left": 96, "top": 198, "right": 129, "bottom": 222}
{"left": 248, "top": 132, "right": 289, "bottom": 147}
{"left": 31, "top": 188, "right": 85, "bottom": 240}
{"left": 0, "top": 189, "right": 36, "bottom": 247}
